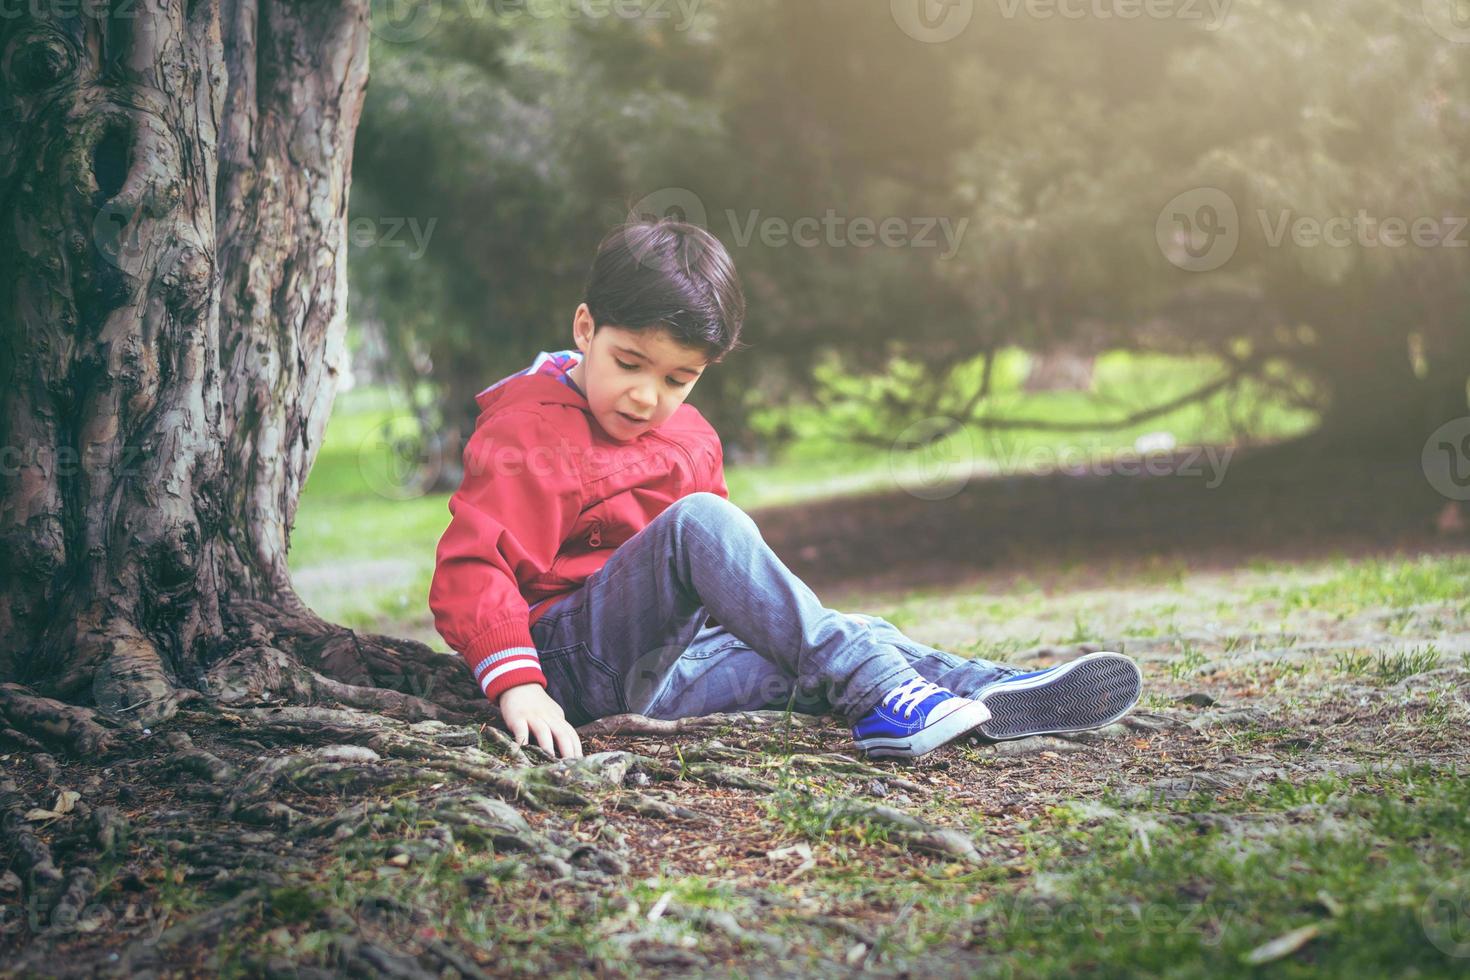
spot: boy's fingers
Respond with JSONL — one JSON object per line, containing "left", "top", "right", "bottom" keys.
{"left": 528, "top": 718, "right": 555, "bottom": 755}
{"left": 508, "top": 716, "right": 528, "bottom": 746}
{"left": 554, "top": 722, "right": 582, "bottom": 760}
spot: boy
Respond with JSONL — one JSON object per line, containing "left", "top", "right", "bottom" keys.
{"left": 429, "top": 220, "right": 1142, "bottom": 762}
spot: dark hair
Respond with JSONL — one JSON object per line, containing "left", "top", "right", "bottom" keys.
{"left": 582, "top": 219, "right": 747, "bottom": 364}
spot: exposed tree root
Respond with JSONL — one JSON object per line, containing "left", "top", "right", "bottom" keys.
{"left": 0, "top": 779, "right": 64, "bottom": 894}
{"left": 814, "top": 800, "right": 984, "bottom": 863}
{"left": 0, "top": 665, "right": 1003, "bottom": 975}
{"left": 204, "top": 645, "right": 478, "bottom": 726}
{"left": 0, "top": 684, "right": 121, "bottom": 757}
{"left": 575, "top": 709, "right": 831, "bottom": 738}
{"left": 222, "top": 599, "right": 488, "bottom": 720}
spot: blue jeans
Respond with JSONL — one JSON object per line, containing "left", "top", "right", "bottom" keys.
{"left": 527, "top": 492, "right": 1027, "bottom": 727}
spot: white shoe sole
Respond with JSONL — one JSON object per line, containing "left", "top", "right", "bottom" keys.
{"left": 857, "top": 698, "right": 994, "bottom": 759}
{"left": 976, "top": 652, "right": 1142, "bottom": 741}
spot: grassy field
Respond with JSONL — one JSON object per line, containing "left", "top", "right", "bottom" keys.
{"left": 245, "top": 356, "right": 1470, "bottom": 973}
{"left": 94, "top": 548, "right": 1466, "bottom": 977}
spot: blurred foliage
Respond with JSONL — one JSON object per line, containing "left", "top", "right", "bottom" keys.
{"left": 349, "top": 0, "right": 1469, "bottom": 462}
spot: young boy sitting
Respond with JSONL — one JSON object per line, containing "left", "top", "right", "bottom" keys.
{"left": 429, "top": 219, "right": 1142, "bottom": 761}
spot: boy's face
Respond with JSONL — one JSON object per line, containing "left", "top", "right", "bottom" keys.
{"left": 568, "top": 303, "right": 710, "bottom": 441}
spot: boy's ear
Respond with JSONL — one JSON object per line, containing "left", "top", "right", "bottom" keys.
{"left": 572, "top": 303, "right": 595, "bottom": 353}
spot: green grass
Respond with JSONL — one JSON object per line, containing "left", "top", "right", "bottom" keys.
{"left": 952, "top": 764, "right": 1470, "bottom": 976}
{"left": 1252, "top": 556, "right": 1470, "bottom": 616}
{"left": 1333, "top": 645, "right": 1444, "bottom": 683}
{"left": 1167, "top": 641, "right": 1208, "bottom": 681}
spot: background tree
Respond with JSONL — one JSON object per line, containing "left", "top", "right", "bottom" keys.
{"left": 351, "top": 0, "right": 1467, "bottom": 471}
{"left": 0, "top": 0, "right": 481, "bottom": 739}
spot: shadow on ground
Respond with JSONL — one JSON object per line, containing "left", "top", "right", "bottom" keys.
{"left": 753, "top": 443, "right": 1461, "bottom": 601}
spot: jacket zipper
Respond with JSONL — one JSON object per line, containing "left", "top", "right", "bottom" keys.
{"left": 587, "top": 520, "right": 602, "bottom": 548}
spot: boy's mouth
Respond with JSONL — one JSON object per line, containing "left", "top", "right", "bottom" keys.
{"left": 618, "top": 412, "right": 649, "bottom": 424}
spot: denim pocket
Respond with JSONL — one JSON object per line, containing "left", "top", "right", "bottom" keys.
{"left": 538, "top": 641, "right": 621, "bottom": 726}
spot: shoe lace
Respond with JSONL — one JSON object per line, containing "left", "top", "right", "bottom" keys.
{"left": 882, "top": 677, "right": 949, "bottom": 718}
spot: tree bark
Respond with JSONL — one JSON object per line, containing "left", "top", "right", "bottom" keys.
{"left": 0, "top": 0, "right": 477, "bottom": 734}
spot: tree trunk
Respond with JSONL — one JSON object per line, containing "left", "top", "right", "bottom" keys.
{"left": 0, "top": 0, "right": 481, "bottom": 736}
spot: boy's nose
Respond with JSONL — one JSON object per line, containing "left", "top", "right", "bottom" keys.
{"left": 629, "top": 386, "right": 656, "bottom": 412}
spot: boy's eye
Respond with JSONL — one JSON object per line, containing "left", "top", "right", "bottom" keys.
{"left": 617, "top": 359, "right": 690, "bottom": 388}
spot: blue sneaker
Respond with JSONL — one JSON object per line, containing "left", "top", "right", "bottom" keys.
{"left": 974, "top": 652, "right": 1142, "bottom": 741}
{"left": 851, "top": 678, "right": 993, "bottom": 759}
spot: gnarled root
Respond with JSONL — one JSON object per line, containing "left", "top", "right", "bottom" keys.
{"left": 577, "top": 709, "right": 832, "bottom": 738}
{"left": 205, "top": 645, "right": 481, "bottom": 725}
{"left": 222, "top": 598, "right": 486, "bottom": 719}
{"left": 0, "top": 683, "right": 120, "bottom": 757}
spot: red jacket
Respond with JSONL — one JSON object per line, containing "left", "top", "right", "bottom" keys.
{"left": 429, "top": 365, "right": 728, "bottom": 704}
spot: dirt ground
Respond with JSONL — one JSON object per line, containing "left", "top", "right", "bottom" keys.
{"left": 3, "top": 450, "right": 1467, "bottom": 977}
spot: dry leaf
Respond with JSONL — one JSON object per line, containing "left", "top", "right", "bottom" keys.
{"left": 1242, "top": 924, "right": 1321, "bottom": 965}
{"left": 766, "top": 843, "right": 813, "bottom": 863}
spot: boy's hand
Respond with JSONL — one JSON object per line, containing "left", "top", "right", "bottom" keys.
{"left": 498, "top": 683, "right": 584, "bottom": 759}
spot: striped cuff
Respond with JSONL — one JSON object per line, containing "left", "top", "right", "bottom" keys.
{"left": 471, "top": 647, "right": 546, "bottom": 702}
{"left": 463, "top": 621, "right": 547, "bottom": 703}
